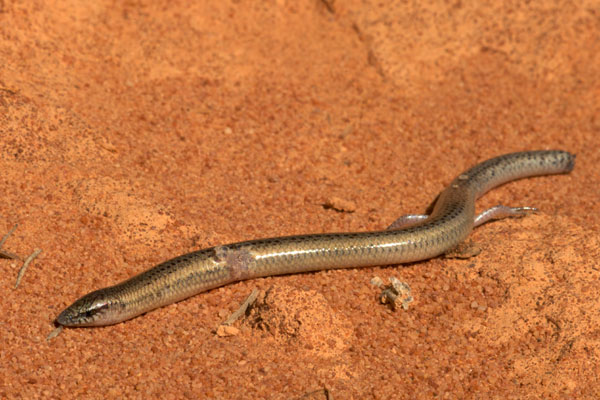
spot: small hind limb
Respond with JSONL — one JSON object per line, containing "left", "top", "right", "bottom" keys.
{"left": 474, "top": 205, "right": 538, "bottom": 227}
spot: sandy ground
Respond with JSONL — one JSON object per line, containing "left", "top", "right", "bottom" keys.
{"left": 1, "top": 0, "right": 600, "bottom": 398}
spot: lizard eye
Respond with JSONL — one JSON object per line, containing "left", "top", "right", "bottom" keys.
{"left": 85, "top": 303, "right": 109, "bottom": 319}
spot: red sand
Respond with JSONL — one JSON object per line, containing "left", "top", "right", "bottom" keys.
{"left": 1, "top": 1, "right": 599, "bottom": 398}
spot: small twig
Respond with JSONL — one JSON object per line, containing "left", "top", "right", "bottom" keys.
{"left": 0, "top": 249, "right": 20, "bottom": 260}
{"left": 222, "top": 288, "right": 259, "bottom": 326}
{"left": 0, "top": 224, "right": 20, "bottom": 260}
{"left": 14, "top": 248, "right": 42, "bottom": 289}
{"left": 0, "top": 223, "right": 17, "bottom": 249}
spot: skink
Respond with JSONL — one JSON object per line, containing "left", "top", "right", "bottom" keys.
{"left": 56, "top": 150, "right": 575, "bottom": 327}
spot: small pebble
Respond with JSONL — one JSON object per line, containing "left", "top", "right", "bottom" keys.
{"left": 323, "top": 197, "right": 356, "bottom": 213}
{"left": 216, "top": 325, "right": 240, "bottom": 337}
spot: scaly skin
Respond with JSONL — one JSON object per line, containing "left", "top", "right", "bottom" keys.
{"left": 56, "top": 150, "right": 575, "bottom": 327}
